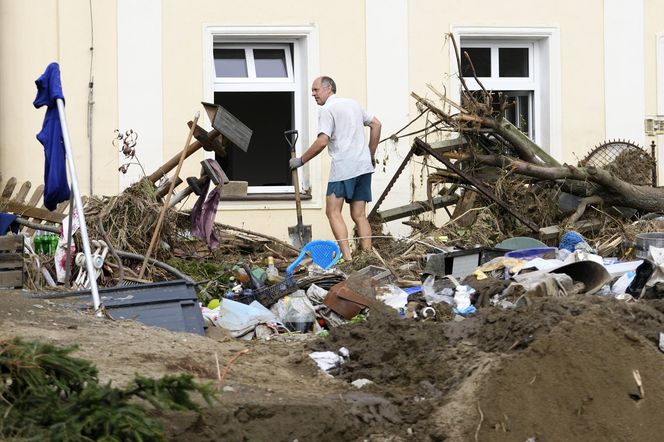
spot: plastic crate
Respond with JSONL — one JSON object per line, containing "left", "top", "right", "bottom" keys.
{"left": 345, "top": 265, "right": 394, "bottom": 298}
{"left": 235, "top": 276, "right": 299, "bottom": 307}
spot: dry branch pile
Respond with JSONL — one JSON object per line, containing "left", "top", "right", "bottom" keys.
{"left": 394, "top": 33, "right": 663, "bottom": 257}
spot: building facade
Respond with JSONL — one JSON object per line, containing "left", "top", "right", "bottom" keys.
{"left": 1, "top": 0, "right": 663, "bottom": 241}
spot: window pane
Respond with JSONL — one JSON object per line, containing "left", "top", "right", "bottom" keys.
{"left": 254, "top": 49, "right": 288, "bottom": 78}
{"left": 499, "top": 48, "right": 529, "bottom": 77}
{"left": 214, "top": 49, "right": 248, "bottom": 77}
{"left": 461, "top": 47, "right": 491, "bottom": 77}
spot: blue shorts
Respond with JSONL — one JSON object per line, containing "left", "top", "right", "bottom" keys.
{"left": 326, "top": 173, "right": 372, "bottom": 203}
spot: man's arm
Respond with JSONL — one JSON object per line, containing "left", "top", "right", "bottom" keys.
{"left": 289, "top": 133, "right": 330, "bottom": 169}
{"left": 368, "top": 117, "right": 381, "bottom": 156}
{"left": 368, "top": 117, "right": 382, "bottom": 159}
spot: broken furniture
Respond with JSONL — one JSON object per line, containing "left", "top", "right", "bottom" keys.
{"left": 369, "top": 137, "right": 539, "bottom": 232}
{"left": 0, "top": 176, "right": 67, "bottom": 234}
{"left": 0, "top": 235, "right": 24, "bottom": 289}
{"left": 286, "top": 240, "right": 341, "bottom": 275}
{"left": 149, "top": 103, "right": 252, "bottom": 202}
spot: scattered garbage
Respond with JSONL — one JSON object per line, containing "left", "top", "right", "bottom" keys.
{"left": 309, "top": 347, "right": 350, "bottom": 373}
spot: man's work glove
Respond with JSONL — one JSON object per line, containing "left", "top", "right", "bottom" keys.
{"left": 289, "top": 157, "right": 303, "bottom": 170}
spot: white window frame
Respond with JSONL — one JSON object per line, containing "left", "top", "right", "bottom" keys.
{"left": 461, "top": 40, "right": 536, "bottom": 138}
{"left": 450, "top": 26, "right": 561, "bottom": 160}
{"left": 203, "top": 26, "right": 321, "bottom": 207}
{"left": 213, "top": 43, "right": 295, "bottom": 88}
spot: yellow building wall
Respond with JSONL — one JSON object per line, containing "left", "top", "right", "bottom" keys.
{"left": 160, "top": 0, "right": 368, "bottom": 238}
{"left": 1, "top": 0, "right": 662, "bottom": 244}
{"left": 408, "top": 0, "right": 606, "bottom": 166}
{"left": 645, "top": 0, "right": 664, "bottom": 116}
{"left": 0, "top": 0, "right": 118, "bottom": 195}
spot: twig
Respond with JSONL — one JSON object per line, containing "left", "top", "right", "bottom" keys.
{"left": 633, "top": 369, "right": 644, "bottom": 399}
{"left": 372, "top": 247, "right": 399, "bottom": 281}
{"left": 140, "top": 111, "right": 200, "bottom": 278}
{"left": 217, "top": 223, "right": 299, "bottom": 254}
{"left": 264, "top": 244, "right": 288, "bottom": 263}
{"left": 214, "top": 352, "right": 221, "bottom": 382}
{"left": 447, "top": 33, "right": 472, "bottom": 97}
{"left": 218, "top": 349, "right": 249, "bottom": 389}
{"left": 426, "top": 83, "right": 469, "bottom": 114}
{"left": 474, "top": 401, "right": 484, "bottom": 442}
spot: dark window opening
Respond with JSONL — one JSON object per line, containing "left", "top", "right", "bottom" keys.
{"left": 214, "top": 91, "right": 294, "bottom": 187}
{"left": 499, "top": 48, "right": 529, "bottom": 77}
{"left": 461, "top": 47, "right": 491, "bottom": 77}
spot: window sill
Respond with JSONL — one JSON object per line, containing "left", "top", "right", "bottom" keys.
{"left": 219, "top": 192, "right": 312, "bottom": 201}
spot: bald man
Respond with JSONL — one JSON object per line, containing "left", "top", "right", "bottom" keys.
{"left": 289, "top": 76, "right": 381, "bottom": 260}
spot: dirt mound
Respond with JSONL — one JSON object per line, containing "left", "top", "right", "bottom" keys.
{"left": 476, "top": 306, "right": 664, "bottom": 441}
{"left": 311, "top": 296, "right": 664, "bottom": 440}
{"left": 5, "top": 288, "right": 664, "bottom": 441}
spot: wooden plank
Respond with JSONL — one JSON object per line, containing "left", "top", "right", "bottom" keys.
{"left": 0, "top": 200, "right": 66, "bottom": 223}
{"left": 12, "top": 181, "right": 32, "bottom": 204}
{"left": 2, "top": 177, "right": 17, "bottom": 198}
{"left": 27, "top": 184, "right": 45, "bottom": 207}
{"left": 0, "top": 270, "right": 23, "bottom": 288}
{"left": 203, "top": 102, "right": 252, "bottom": 152}
{"left": 220, "top": 181, "right": 248, "bottom": 197}
{"left": 55, "top": 200, "right": 70, "bottom": 214}
{"left": 538, "top": 219, "right": 604, "bottom": 241}
{"left": 0, "top": 235, "right": 23, "bottom": 252}
{"left": 377, "top": 195, "right": 459, "bottom": 223}
{"left": 0, "top": 254, "right": 22, "bottom": 270}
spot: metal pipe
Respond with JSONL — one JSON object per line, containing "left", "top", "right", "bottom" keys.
{"left": 56, "top": 98, "right": 101, "bottom": 313}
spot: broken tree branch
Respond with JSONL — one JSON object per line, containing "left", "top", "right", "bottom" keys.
{"left": 566, "top": 196, "right": 604, "bottom": 225}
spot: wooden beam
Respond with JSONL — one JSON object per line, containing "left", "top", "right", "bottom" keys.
{"left": 538, "top": 219, "right": 604, "bottom": 241}
{"left": 0, "top": 199, "right": 66, "bottom": 224}
{"left": 376, "top": 195, "right": 459, "bottom": 222}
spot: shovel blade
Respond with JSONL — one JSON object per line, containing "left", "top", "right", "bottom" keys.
{"left": 288, "top": 224, "right": 312, "bottom": 248}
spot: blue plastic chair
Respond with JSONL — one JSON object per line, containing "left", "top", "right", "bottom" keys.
{"left": 286, "top": 240, "right": 342, "bottom": 275}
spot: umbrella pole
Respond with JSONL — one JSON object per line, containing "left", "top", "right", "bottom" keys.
{"left": 56, "top": 98, "right": 101, "bottom": 314}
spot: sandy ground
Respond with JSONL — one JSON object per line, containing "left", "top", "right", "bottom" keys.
{"left": 3, "top": 286, "right": 664, "bottom": 441}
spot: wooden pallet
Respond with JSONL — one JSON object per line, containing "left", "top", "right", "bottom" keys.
{"left": 0, "top": 175, "right": 68, "bottom": 233}
{"left": 0, "top": 235, "right": 23, "bottom": 288}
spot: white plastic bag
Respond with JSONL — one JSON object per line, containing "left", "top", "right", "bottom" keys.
{"left": 374, "top": 284, "right": 409, "bottom": 310}
{"left": 422, "top": 275, "right": 455, "bottom": 305}
{"left": 216, "top": 299, "right": 279, "bottom": 338}
{"left": 283, "top": 290, "right": 317, "bottom": 332}
{"left": 612, "top": 271, "right": 636, "bottom": 295}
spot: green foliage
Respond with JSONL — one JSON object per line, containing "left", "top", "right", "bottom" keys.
{"left": 350, "top": 314, "right": 368, "bottom": 324}
{"left": 0, "top": 338, "right": 215, "bottom": 441}
{"left": 167, "top": 257, "right": 231, "bottom": 283}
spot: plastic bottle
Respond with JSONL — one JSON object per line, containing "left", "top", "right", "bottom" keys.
{"left": 34, "top": 231, "right": 44, "bottom": 254}
{"left": 48, "top": 233, "right": 59, "bottom": 255}
{"left": 266, "top": 256, "right": 281, "bottom": 284}
{"left": 234, "top": 266, "right": 250, "bottom": 285}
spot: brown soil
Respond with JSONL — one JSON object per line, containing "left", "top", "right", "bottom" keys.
{"left": 2, "top": 288, "right": 664, "bottom": 441}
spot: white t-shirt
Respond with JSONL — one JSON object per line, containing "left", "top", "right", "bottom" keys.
{"left": 317, "top": 95, "right": 374, "bottom": 182}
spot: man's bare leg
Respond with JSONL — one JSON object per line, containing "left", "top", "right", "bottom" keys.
{"left": 350, "top": 200, "right": 372, "bottom": 252}
{"left": 326, "top": 194, "right": 352, "bottom": 260}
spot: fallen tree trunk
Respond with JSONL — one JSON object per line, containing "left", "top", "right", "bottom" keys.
{"left": 471, "top": 153, "right": 664, "bottom": 213}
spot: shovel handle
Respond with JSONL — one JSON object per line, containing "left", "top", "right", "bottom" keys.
{"left": 284, "top": 130, "right": 304, "bottom": 227}
{"left": 284, "top": 129, "right": 299, "bottom": 152}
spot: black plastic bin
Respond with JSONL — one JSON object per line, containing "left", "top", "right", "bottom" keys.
{"left": 424, "top": 247, "right": 508, "bottom": 280}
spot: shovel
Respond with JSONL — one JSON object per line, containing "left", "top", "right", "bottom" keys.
{"left": 285, "top": 129, "right": 312, "bottom": 248}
